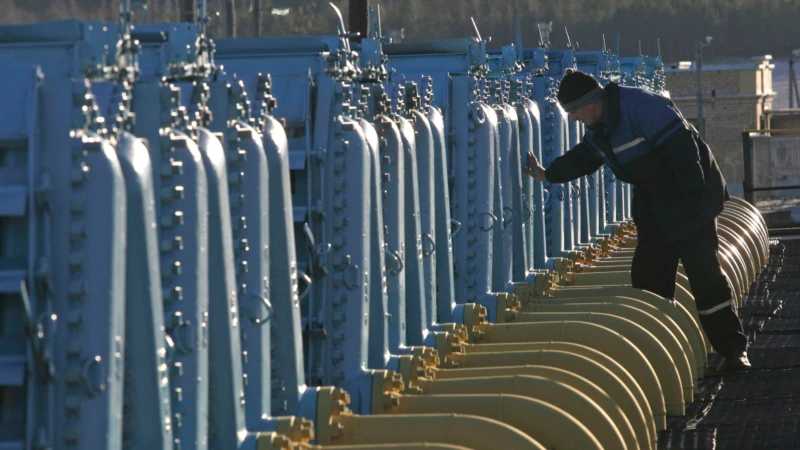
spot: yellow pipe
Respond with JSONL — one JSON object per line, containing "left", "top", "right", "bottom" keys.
{"left": 718, "top": 232, "right": 752, "bottom": 289}
{"left": 255, "top": 432, "right": 294, "bottom": 450}
{"left": 491, "top": 313, "right": 689, "bottom": 405}
{"left": 447, "top": 346, "right": 667, "bottom": 430}
{"left": 727, "top": 233, "right": 756, "bottom": 289}
{"left": 717, "top": 245, "right": 744, "bottom": 307}
{"left": 522, "top": 294, "right": 706, "bottom": 376}
{"left": 315, "top": 388, "right": 545, "bottom": 449}
{"left": 719, "top": 215, "right": 763, "bottom": 275}
{"left": 564, "top": 270, "right": 694, "bottom": 305}
{"left": 609, "top": 248, "right": 636, "bottom": 257}
{"left": 520, "top": 302, "right": 698, "bottom": 389}
{"left": 591, "top": 257, "right": 634, "bottom": 266}
{"left": 388, "top": 394, "right": 604, "bottom": 450}
{"left": 729, "top": 204, "right": 770, "bottom": 265}
{"left": 298, "top": 444, "right": 474, "bottom": 449}
{"left": 471, "top": 320, "right": 680, "bottom": 416}
{"left": 431, "top": 364, "right": 655, "bottom": 449}
{"left": 721, "top": 208, "right": 767, "bottom": 268}
{"left": 448, "top": 345, "right": 659, "bottom": 435}
{"left": 328, "top": 414, "right": 545, "bottom": 449}
{"left": 556, "top": 279, "right": 705, "bottom": 348}
{"left": 543, "top": 284, "right": 707, "bottom": 359}
{"left": 580, "top": 264, "right": 632, "bottom": 273}
{"left": 562, "top": 270, "right": 632, "bottom": 286}
{"left": 722, "top": 204, "right": 767, "bottom": 259}
{"left": 727, "top": 197, "right": 769, "bottom": 254}
{"left": 719, "top": 221, "right": 766, "bottom": 275}
{"left": 274, "top": 416, "right": 315, "bottom": 443}
{"left": 412, "top": 375, "right": 635, "bottom": 450}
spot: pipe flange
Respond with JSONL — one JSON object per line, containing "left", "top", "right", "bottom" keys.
{"left": 276, "top": 416, "right": 315, "bottom": 443}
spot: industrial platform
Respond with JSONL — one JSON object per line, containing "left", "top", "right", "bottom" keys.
{"left": 660, "top": 236, "right": 800, "bottom": 449}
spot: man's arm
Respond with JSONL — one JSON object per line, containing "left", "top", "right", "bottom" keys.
{"left": 524, "top": 142, "right": 604, "bottom": 183}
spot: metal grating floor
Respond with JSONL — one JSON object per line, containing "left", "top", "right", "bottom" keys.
{"left": 659, "top": 237, "right": 800, "bottom": 449}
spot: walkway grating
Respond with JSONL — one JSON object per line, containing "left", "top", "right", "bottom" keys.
{"left": 660, "top": 238, "right": 800, "bottom": 449}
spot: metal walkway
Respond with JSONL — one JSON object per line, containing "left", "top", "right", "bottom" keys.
{"left": 660, "top": 237, "right": 800, "bottom": 449}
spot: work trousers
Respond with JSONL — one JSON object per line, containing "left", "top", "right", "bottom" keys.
{"left": 631, "top": 219, "right": 748, "bottom": 359}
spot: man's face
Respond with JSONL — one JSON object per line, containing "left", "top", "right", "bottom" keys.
{"left": 568, "top": 99, "right": 603, "bottom": 126}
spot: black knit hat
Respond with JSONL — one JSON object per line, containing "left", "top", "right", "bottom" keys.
{"left": 557, "top": 69, "right": 603, "bottom": 112}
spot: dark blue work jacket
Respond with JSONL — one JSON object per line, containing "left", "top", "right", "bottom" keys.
{"left": 545, "top": 82, "right": 729, "bottom": 242}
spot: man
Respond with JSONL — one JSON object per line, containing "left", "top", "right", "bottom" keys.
{"left": 524, "top": 69, "right": 750, "bottom": 371}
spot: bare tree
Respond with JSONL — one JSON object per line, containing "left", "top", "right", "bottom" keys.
{"left": 253, "top": 0, "right": 262, "bottom": 37}
{"left": 226, "top": 0, "right": 236, "bottom": 37}
{"left": 181, "top": 0, "right": 195, "bottom": 22}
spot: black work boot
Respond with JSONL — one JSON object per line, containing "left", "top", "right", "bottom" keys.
{"left": 722, "top": 353, "right": 752, "bottom": 372}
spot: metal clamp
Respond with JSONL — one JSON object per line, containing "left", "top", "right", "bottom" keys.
{"left": 297, "top": 270, "right": 312, "bottom": 302}
{"left": 81, "top": 356, "right": 106, "bottom": 397}
{"left": 303, "top": 222, "right": 330, "bottom": 278}
{"left": 20, "top": 280, "right": 55, "bottom": 381}
{"left": 172, "top": 321, "right": 194, "bottom": 355}
{"left": 479, "top": 211, "right": 498, "bottom": 232}
{"left": 450, "top": 219, "right": 462, "bottom": 238}
{"left": 571, "top": 182, "right": 581, "bottom": 199}
{"left": 422, "top": 234, "right": 436, "bottom": 257}
{"left": 521, "top": 196, "right": 533, "bottom": 220}
{"left": 502, "top": 207, "right": 514, "bottom": 229}
{"left": 543, "top": 188, "right": 551, "bottom": 204}
{"left": 164, "top": 334, "right": 176, "bottom": 364}
{"left": 248, "top": 294, "right": 273, "bottom": 326}
{"left": 342, "top": 264, "right": 361, "bottom": 291}
{"left": 385, "top": 249, "right": 404, "bottom": 276}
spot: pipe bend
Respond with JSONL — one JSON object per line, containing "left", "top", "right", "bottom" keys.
{"left": 391, "top": 394, "right": 603, "bottom": 450}
{"left": 520, "top": 302, "right": 697, "bottom": 394}
{"left": 415, "top": 375, "right": 634, "bottom": 450}
{"left": 475, "top": 321, "right": 671, "bottom": 423}
{"left": 431, "top": 363, "right": 654, "bottom": 450}
{"left": 328, "top": 413, "right": 545, "bottom": 449}
{"left": 524, "top": 293, "right": 706, "bottom": 378}
{"left": 548, "top": 285, "right": 707, "bottom": 359}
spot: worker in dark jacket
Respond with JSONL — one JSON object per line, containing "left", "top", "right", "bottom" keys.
{"left": 524, "top": 69, "right": 750, "bottom": 371}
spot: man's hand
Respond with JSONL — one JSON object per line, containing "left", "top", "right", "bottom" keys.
{"left": 523, "top": 151, "right": 547, "bottom": 181}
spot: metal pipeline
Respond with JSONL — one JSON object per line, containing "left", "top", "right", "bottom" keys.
{"left": 519, "top": 294, "right": 706, "bottom": 376}
{"left": 421, "top": 366, "right": 653, "bottom": 450}
{"left": 561, "top": 270, "right": 692, "bottom": 299}
{"left": 518, "top": 303, "right": 698, "bottom": 388}
{"left": 719, "top": 213, "right": 765, "bottom": 269}
{"left": 517, "top": 276, "right": 708, "bottom": 355}
{"left": 724, "top": 199, "right": 769, "bottom": 264}
{"left": 719, "top": 220, "right": 760, "bottom": 279}
{"left": 298, "top": 444, "right": 473, "bottom": 449}
{"left": 451, "top": 343, "right": 661, "bottom": 432}
{"left": 254, "top": 432, "right": 297, "bottom": 449}
{"left": 383, "top": 393, "right": 603, "bottom": 450}
{"left": 314, "top": 388, "right": 545, "bottom": 449}
{"left": 435, "top": 349, "right": 661, "bottom": 441}
{"left": 552, "top": 268, "right": 712, "bottom": 353}
{"left": 411, "top": 375, "right": 634, "bottom": 450}
{"left": 480, "top": 314, "right": 688, "bottom": 405}
{"left": 468, "top": 320, "right": 678, "bottom": 417}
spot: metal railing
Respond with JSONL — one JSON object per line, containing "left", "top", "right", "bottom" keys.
{"left": 741, "top": 128, "right": 800, "bottom": 205}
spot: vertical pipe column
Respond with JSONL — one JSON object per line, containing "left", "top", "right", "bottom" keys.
{"left": 116, "top": 133, "right": 173, "bottom": 450}
{"left": 427, "top": 106, "right": 456, "bottom": 324}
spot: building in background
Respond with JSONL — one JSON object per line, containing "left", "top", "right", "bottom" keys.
{"left": 665, "top": 55, "right": 775, "bottom": 193}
